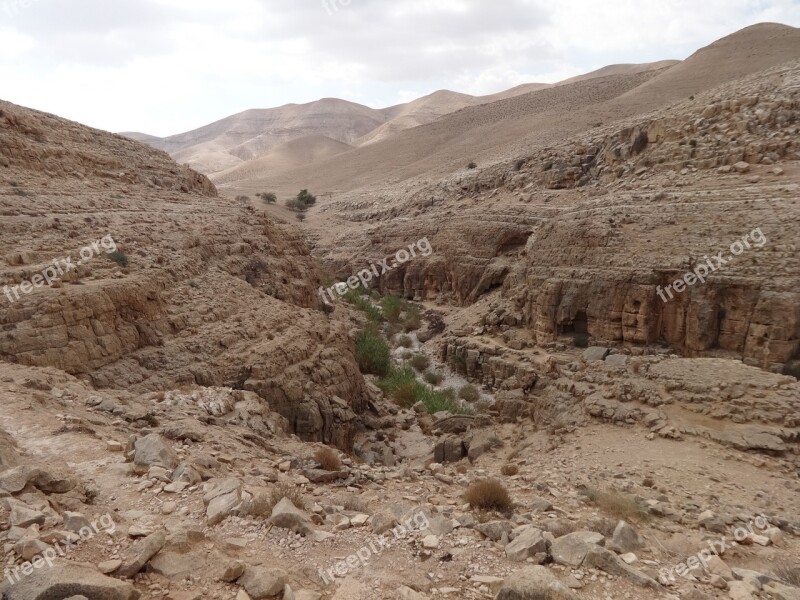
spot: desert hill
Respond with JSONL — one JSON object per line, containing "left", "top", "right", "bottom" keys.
{"left": 221, "top": 23, "right": 800, "bottom": 197}
{"left": 129, "top": 62, "right": 675, "bottom": 178}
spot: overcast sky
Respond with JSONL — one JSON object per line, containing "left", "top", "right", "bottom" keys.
{"left": 1, "top": 0, "right": 798, "bottom": 136}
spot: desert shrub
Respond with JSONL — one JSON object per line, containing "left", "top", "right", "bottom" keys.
{"left": 449, "top": 353, "right": 468, "bottom": 375}
{"left": 501, "top": 464, "right": 519, "bottom": 476}
{"left": 410, "top": 353, "right": 430, "bottom": 372}
{"left": 403, "top": 305, "right": 422, "bottom": 331}
{"left": 458, "top": 384, "right": 480, "bottom": 403}
{"left": 297, "top": 189, "right": 317, "bottom": 207}
{"left": 396, "top": 334, "right": 413, "bottom": 348}
{"left": 573, "top": 333, "right": 589, "bottom": 348}
{"left": 314, "top": 447, "right": 342, "bottom": 471}
{"left": 296, "top": 212, "right": 306, "bottom": 222}
{"left": 464, "top": 479, "right": 513, "bottom": 513}
{"left": 442, "top": 387, "right": 457, "bottom": 400}
{"left": 342, "top": 289, "right": 383, "bottom": 322}
{"left": 775, "top": 562, "right": 800, "bottom": 587}
{"left": 259, "top": 192, "right": 277, "bottom": 204}
{"left": 381, "top": 295, "right": 405, "bottom": 323}
{"left": 266, "top": 483, "right": 307, "bottom": 514}
{"left": 235, "top": 195, "right": 250, "bottom": 202}
{"left": 340, "top": 495, "right": 369, "bottom": 513}
{"left": 782, "top": 363, "right": 800, "bottom": 379}
{"left": 514, "top": 159, "right": 526, "bottom": 171}
{"left": 467, "top": 161, "right": 477, "bottom": 169}
{"left": 356, "top": 325, "right": 390, "bottom": 376}
{"left": 378, "top": 367, "right": 472, "bottom": 415}
{"left": 424, "top": 371, "right": 445, "bottom": 386}
{"left": 581, "top": 488, "right": 649, "bottom": 523}
{"left": 107, "top": 251, "right": 129, "bottom": 268}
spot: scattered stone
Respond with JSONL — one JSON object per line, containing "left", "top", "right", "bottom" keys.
{"left": 237, "top": 566, "right": 287, "bottom": 599}
{"left": 116, "top": 529, "right": 166, "bottom": 578}
{"left": 505, "top": 527, "right": 548, "bottom": 562}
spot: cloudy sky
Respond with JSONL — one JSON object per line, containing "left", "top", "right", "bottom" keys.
{"left": 1, "top": 0, "right": 798, "bottom": 136}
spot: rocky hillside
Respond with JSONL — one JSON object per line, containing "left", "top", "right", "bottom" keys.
{"left": 0, "top": 99, "right": 368, "bottom": 451}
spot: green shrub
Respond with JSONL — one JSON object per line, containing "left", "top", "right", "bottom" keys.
{"left": 410, "top": 353, "right": 430, "bottom": 372}
{"left": 381, "top": 295, "right": 404, "bottom": 323}
{"left": 396, "top": 334, "right": 413, "bottom": 348}
{"left": 259, "top": 192, "right": 277, "bottom": 204}
{"left": 108, "top": 251, "right": 129, "bottom": 267}
{"left": 344, "top": 289, "right": 383, "bottom": 323}
{"left": 356, "top": 326, "right": 390, "bottom": 376}
{"left": 424, "top": 371, "right": 445, "bottom": 386}
{"left": 459, "top": 384, "right": 480, "bottom": 403}
{"left": 403, "top": 305, "right": 422, "bottom": 331}
{"left": 378, "top": 367, "right": 472, "bottom": 415}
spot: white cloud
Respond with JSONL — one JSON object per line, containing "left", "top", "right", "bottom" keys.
{"left": 0, "top": 0, "right": 797, "bottom": 135}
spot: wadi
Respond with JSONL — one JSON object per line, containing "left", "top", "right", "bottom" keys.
{"left": 0, "top": 8, "right": 799, "bottom": 600}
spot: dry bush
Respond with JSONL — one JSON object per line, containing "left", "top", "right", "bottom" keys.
{"left": 776, "top": 562, "right": 800, "bottom": 587}
{"left": 501, "top": 464, "right": 519, "bottom": 476}
{"left": 339, "top": 495, "right": 370, "bottom": 513}
{"left": 459, "top": 385, "right": 480, "bottom": 403}
{"left": 314, "top": 447, "right": 342, "bottom": 471}
{"left": 396, "top": 334, "right": 413, "bottom": 348}
{"left": 464, "top": 479, "right": 513, "bottom": 514}
{"left": 266, "top": 483, "right": 307, "bottom": 514}
{"left": 582, "top": 488, "right": 649, "bottom": 523}
{"left": 410, "top": 353, "right": 430, "bottom": 372}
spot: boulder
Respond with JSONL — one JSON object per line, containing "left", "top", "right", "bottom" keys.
{"left": 608, "top": 521, "right": 642, "bottom": 554}
{"left": 550, "top": 531, "right": 605, "bottom": 567}
{"left": 116, "top": 530, "right": 166, "bottom": 578}
{"left": 433, "top": 436, "right": 466, "bottom": 463}
{"left": 495, "top": 566, "right": 579, "bottom": 600}
{"left": 133, "top": 434, "right": 179, "bottom": 471}
{"left": 237, "top": 566, "right": 287, "bottom": 599}
{"left": 269, "top": 498, "right": 314, "bottom": 535}
{"left": 0, "top": 563, "right": 140, "bottom": 600}
{"left": 583, "top": 546, "right": 659, "bottom": 588}
{"left": 505, "top": 527, "right": 548, "bottom": 562}
{"left": 583, "top": 347, "right": 611, "bottom": 361}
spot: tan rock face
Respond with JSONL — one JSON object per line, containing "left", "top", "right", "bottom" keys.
{"left": 0, "top": 100, "right": 367, "bottom": 450}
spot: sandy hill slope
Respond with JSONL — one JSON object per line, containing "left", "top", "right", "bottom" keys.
{"left": 214, "top": 134, "right": 354, "bottom": 183}
{"left": 126, "top": 98, "right": 386, "bottom": 174}
{"left": 356, "top": 90, "right": 479, "bottom": 147}
{"left": 617, "top": 22, "right": 800, "bottom": 111}
{"left": 0, "top": 99, "right": 368, "bottom": 449}
{"left": 223, "top": 23, "right": 800, "bottom": 197}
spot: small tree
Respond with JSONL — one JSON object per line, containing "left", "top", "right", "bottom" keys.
{"left": 259, "top": 192, "right": 277, "bottom": 204}
{"left": 297, "top": 189, "right": 317, "bottom": 207}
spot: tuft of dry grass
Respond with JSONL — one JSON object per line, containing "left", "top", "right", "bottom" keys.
{"left": 582, "top": 488, "right": 649, "bottom": 523}
{"left": 464, "top": 479, "right": 513, "bottom": 514}
{"left": 501, "top": 464, "right": 519, "bottom": 476}
{"left": 266, "top": 483, "right": 307, "bottom": 514}
{"left": 776, "top": 562, "right": 800, "bottom": 587}
{"left": 314, "top": 447, "right": 342, "bottom": 471}
{"left": 339, "top": 495, "right": 370, "bottom": 513}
